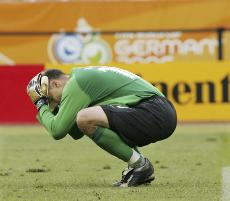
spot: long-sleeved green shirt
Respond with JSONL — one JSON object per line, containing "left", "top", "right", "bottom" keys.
{"left": 37, "top": 66, "right": 164, "bottom": 140}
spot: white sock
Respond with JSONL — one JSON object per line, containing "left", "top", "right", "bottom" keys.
{"left": 128, "top": 149, "right": 141, "bottom": 166}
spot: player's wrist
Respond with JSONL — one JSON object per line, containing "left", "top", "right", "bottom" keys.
{"left": 35, "top": 97, "right": 48, "bottom": 111}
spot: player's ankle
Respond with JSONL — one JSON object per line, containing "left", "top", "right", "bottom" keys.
{"left": 128, "top": 149, "right": 145, "bottom": 169}
{"left": 130, "top": 156, "right": 145, "bottom": 169}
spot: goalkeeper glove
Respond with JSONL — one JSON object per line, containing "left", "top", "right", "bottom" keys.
{"left": 27, "top": 73, "right": 49, "bottom": 110}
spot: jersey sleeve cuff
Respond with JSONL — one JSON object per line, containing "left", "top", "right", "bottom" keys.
{"left": 36, "top": 105, "right": 50, "bottom": 122}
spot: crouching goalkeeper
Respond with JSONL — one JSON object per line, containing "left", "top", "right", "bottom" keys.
{"left": 27, "top": 66, "right": 177, "bottom": 187}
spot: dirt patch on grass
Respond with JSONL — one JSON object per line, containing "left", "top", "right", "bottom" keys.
{"left": 26, "top": 168, "right": 50, "bottom": 173}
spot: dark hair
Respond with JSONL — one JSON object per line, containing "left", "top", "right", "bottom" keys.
{"left": 43, "top": 69, "right": 65, "bottom": 80}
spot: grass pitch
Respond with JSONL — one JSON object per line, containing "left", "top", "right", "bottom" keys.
{"left": 0, "top": 124, "right": 229, "bottom": 201}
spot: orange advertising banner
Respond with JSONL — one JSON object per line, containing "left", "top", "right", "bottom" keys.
{"left": 0, "top": 30, "right": 219, "bottom": 64}
{"left": 0, "top": 0, "right": 228, "bottom": 64}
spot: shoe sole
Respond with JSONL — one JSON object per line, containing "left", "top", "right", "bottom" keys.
{"left": 137, "top": 175, "right": 155, "bottom": 186}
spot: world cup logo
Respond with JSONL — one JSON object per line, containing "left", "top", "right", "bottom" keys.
{"left": 48, "top": 18, "right": 112, "bottom": 64}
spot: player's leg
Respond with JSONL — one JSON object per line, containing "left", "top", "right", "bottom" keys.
{"left": 76, "top": 106, "right": 144, "bottom": 167}
{"left": 76, "top": 106, "right": 153, "bottom": 187}
{"left": 77, "top": 106, "right": 145, "bottom": 165}
{"left": 98, "top": 95, "right": 177, "bottom": 186}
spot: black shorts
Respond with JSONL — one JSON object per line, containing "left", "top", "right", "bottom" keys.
{"left": 101, "top": 95, "right": 177, "bottom": 147}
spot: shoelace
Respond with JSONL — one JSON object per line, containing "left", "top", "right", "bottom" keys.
{"left": 120, "top": 167, "right": 134, "bottom": 182}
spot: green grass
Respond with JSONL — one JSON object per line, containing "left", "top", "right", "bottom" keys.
{"left": 0, "top": 124, "right": 229, "bottom": 201}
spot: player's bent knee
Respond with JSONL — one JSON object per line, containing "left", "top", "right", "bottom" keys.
{"left": 76, "top": 109, "right": 90, "bottom": 130}
{"left": 76, "top": 106, "right": 109, "bottom": 134}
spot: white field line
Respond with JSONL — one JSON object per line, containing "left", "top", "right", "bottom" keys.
{"left": 222, "top": 167, "right": 230, "bottom": 201}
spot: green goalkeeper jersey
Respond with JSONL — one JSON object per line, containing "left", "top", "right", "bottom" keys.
{"left": 37, "top": 66, "right": 164, "bottom": 140}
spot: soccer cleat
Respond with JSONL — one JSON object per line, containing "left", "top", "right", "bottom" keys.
{"left": 113, "top": 158, "right": 155, "bottom": 187}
